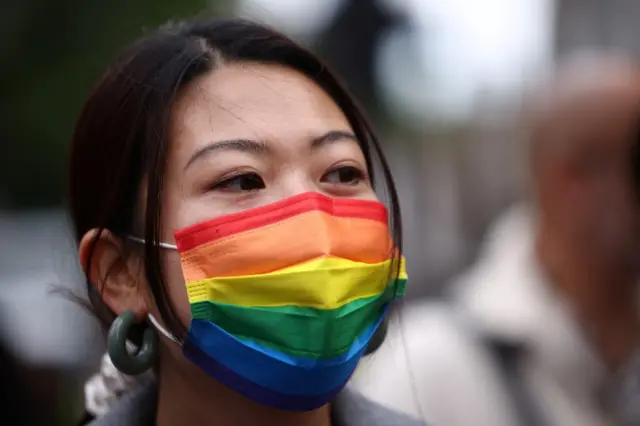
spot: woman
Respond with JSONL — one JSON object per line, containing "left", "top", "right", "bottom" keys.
{"left": 70, "top": 18, "right": 420, "bottom": 426}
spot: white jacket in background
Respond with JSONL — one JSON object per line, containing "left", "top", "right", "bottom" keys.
{"left": 351, "top": 205, "right": 616, "bottom": 426}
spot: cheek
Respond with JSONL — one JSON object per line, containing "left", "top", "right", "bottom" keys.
{"left": 599, "top": 190, "right": 635, "bottom": 224}
{"left": 361, "top": 188, "right": 378, "bottom": 202}
{"left": 586, "top": 202, "right": 636, "bottom": 249}
{"left": 162, "top": 252, "right": 192, "bottom": 327}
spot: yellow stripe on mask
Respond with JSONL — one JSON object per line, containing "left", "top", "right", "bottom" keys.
{"left": 186, "top": 256, "right": 407, "bottom": 309}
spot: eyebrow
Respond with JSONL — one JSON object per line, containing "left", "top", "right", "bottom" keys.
{"left": 311, "top": 130, "right": 359, "bottom": 149}
{"left": 184, "top": 130, "right": 359, "bottom": 171}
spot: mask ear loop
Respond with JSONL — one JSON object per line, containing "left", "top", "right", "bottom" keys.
{"left": 127, "top": 235, "right": 178, "bottom": 250}
{"left": 148, "top": 314, "right": 180, "bottom": 345}
{"left": 126, "top": 235, "right": 181, "bottom": 345}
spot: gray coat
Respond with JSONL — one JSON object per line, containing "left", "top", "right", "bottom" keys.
{"left": 87, "top": 382, "right": 427, "bottom": 426}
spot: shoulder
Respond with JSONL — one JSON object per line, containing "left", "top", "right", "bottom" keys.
{"left": 333, "top": 387, "right": 427, "bottom": 426}
{"left": 351, "top": 301, "right": 510, "bottom": 421}
{"left": 85, "top": 383, "right": 156, "bottom": 426}
{"left": 355, "top": 300, "right": 490, "bottom": 385}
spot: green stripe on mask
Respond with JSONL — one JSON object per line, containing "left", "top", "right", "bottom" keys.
{"left": 190, "top": 278, "right": 406, "bottom": 359}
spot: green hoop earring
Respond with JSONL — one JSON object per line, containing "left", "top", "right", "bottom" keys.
{"left": 107, "top": 311, "right": 158, "bottom": 375}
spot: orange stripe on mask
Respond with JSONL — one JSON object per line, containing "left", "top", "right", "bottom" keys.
{"left": 179, "top": 211, "right": 393, "bottom": 282}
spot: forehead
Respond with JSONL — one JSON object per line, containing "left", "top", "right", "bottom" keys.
{"left": 169, "top": 62, "right": 353, "bottom": 153}
{"left": 538, "top": 83, "right": 640, "bottom": 156}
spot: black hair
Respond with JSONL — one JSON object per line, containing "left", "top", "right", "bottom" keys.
{"left": 68, "top": 18, "right": 403, "bottom": 341}
{"left": 632, "top": 118, "right": 640, "bottom": 202}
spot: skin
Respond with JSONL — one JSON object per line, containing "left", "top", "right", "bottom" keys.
{"left": 531, "top": 58, "right": 640, "bottom": 371}
{"left": 79, "top": 62, "right": 379, "bottom": 426}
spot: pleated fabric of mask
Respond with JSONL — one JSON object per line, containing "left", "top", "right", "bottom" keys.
{"left": 174, "top": 192, "right": 407, "bottom": 411}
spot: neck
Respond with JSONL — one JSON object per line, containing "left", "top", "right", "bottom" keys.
{"left": 536, "top": 225, "right": 640, "bottom": 371}
{"left": 154, "top": 348, "right": 332, "bottom": 426}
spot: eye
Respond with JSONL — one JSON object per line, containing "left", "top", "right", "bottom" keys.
{"left": 322, "top": 166, "right": 366, "bottom": 186}
{"left": 212, "top": 172, "right": 266, "bottom": 192}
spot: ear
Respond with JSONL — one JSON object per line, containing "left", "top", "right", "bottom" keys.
{"left": 79, "top": 229, "right": 149, "bottom": 319}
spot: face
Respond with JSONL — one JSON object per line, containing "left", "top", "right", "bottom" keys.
{"left": 155, "top": 62, "right": 377, "bottom": 330}
{"left": 558, "top": 100, "right": 640, "bottom": 270}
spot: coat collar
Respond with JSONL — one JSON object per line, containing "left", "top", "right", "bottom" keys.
{"left": 451, "top": 204, "right": 608, "bottom": 400}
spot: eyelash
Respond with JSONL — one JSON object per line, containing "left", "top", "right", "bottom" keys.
{"left": 211, "top": 172, "right": 265, "bottom": 192}
{"left": 210, "top": 165, "right": 367, "bottom": 193}
{"left": 321, "top": 165, "right": 367, "bottom": 186}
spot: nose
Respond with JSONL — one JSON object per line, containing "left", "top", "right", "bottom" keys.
{"left": 278, "top": 167, "right": 319, "bottom": 200}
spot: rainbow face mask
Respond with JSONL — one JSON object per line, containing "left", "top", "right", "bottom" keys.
{"left": 150, "top": 192, "right": 407, "bottom": 411}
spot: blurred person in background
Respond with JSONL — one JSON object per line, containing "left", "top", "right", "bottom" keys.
{"left": 69, "top": 18, "right": 422, "bottom": 426}
{"left": 352, "top": 53, "right": 640, "bottom": 426}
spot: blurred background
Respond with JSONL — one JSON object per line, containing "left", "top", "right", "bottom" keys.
{"left": 0, "top": 0, "right": 638, "bottom": 424}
